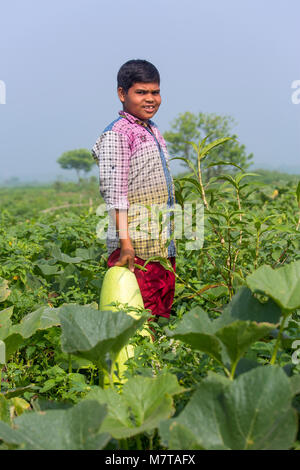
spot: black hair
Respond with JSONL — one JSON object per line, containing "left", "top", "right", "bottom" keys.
{"left": 117, "top": 59, "right": 160, "bottom": 93}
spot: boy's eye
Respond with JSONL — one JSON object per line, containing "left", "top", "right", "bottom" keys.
{"left": 136, "top": 90, "right": 160, "bottom": 95}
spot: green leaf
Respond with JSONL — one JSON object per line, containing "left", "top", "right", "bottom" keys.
{"left": 184, "top": 140, "right": 199, "bottom": 155}
{"left": 296, "top": 181, "right": 300, "bottom": 208}
{"left": 246, "top": 261, "right": 300, "bottom": 311}
{"left": 11, "top": 305, "right": 60, "bottom": 338}
{"left": 59, "top": 305, "right": 147, "bottom": 371}
{"left": 290, "top": 374, "right": 300, "bottom": 396}
{"left": 165, "top": 305, "right": 276, "bottom": 372}
{"left": 50, "top": 245, "right": 83, "bottom": 264}
{"left": 35, "top": 261, "right": 62, "bottom": 276}
{"left": 168, "top": 156, "right": 197, "bottom": 176}
{"left": 2, "top": 334, "right": 23, "bottom": 362}
{"left": 84, "top": 373, "right": 184, "bottom": 438}
{"left": 75, "top": 247, "right": 101, "bottom": 260}
{"left": 0, "top": 340, "right": 5, "bottom": 364}
{"left": 206, "top": 160, "right": 243, "bottom": 171}
{"left": 159, "top": 421, "right": 205, "bottom": 450}
{"left": 215, "top": 321, "right": 275, "bottom": 369}
{"left": 200, "top": 137, "right": 234, "bottom": 158}
{"left": 0, "top": 397, "right": 13, "bottom": 425}
{"left": 0, "top": 307, "right": 14, "bottom": 340}
{"left": 0, "top": 400, "right": 110, "bottom": 450}
{"left": 165, "top": 307, "right": 225, "bottom": 365}
{"left": 215, "top": 286, "right": 282, "bottom": 328}
{"left": 179, "top": 177, "right": 202, "bottom": 195}
{"left": 0, "top": 279, "right": 11, "bottom": 302}
{"left": 159, "top": 366, "right": 297, "bottom": 449}
{"left": 4, "top": 385, "right": 36, "bottom": 399}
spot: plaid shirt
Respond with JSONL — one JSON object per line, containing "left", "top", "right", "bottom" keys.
{"left": 92, "top": 110, "right": 176, "bottom": 260}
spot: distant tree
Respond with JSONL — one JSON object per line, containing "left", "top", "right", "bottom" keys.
{"left": 57, "top": 149, "right": 95, "bottom": 182}
{"left": 164, "top": 112, "right": 253, "bottom": 179}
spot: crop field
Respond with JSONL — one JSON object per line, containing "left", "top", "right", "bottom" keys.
{"left": 0, "top": 170, "right": 300, "bottom": 450}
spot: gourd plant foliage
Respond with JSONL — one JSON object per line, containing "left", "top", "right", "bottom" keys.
{"left": 0, "top": 301, "right": 185, "bottom": 450}
{"left": 0, "top": 260, "right": 300, "bottom": 449}
{"left": 159, "top": 260, "right": 300, "bottom": 449}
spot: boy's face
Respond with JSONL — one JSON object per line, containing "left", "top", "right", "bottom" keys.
{"left": 118, "top": 82, "right": 161, "bottom": 121}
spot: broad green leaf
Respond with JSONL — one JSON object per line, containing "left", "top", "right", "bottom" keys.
{"left": 0, "top": 307, "right": 14, "bottom": 340}
{"left": 234, "top": 358, "right": 261, "bottom": 377}
{"left": 215, "top": 286, "right": 282, "bottom": 328}
{"left": 166, "top": 306, "right": 276, "bottom": 372}
{"left": 0, "top": 396, "right": 12, "bottom": 424}
{"left": 0, "top": 279, "right": 11, "bottom": 302}
{"left": 165, "top": 307, "right": 225, "bottom": 365}
{"left": 290, "top": 374, "right": 300, "bottom": 396}
{"left": 59, "top": 305, "right": 147, "bottom": 371}
{"left": 159, "top": 366, "right": 297, "bottom": 450}
{"left": 247, "top": 261, "right": 300, "bottom": 311}
{"left": 215, "top": 321, "right": 275, "bottom": 369}
{"left": 2, "top": 333, "right": 23, "bottom": 362}
{"left": 84, "top": 373, "right": 184, "bottom": 439}
{"left": 0, "top": 340, "right": 5, "bottom": 364}
{"left": 50, "top": 245, "right": 83, "bottom": 264}
{"left": 75, "top": 247, "right": 101, "bottom": 260}
{"left": 11, "top": 305, "right": 60, "bottom": 338}
{"left": 159, "top": 422, "right": 206, "bottom": 450}
{"left": 0, "top": 308, "right": 23, "bottom": 361}
{"left": 0, "top": 400, "right": 110, "bottom": 450}
{"left": 35, "top": 261, "right": 62, "bottom": 276}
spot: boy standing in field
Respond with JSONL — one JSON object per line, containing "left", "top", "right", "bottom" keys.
{"left": 92, "top": 59, "right": 176, "bottom": 325}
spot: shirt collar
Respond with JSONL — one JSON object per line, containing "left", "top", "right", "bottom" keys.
{"left": 119, "top": 110, "right": 155, "bottom": 129}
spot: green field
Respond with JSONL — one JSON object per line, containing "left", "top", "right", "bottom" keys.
{"left": 0, "top": 170, "right": 300, "bottom": 450}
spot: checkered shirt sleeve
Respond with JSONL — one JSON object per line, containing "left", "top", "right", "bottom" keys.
{"left": 92, "top": 131, "right": 131, "bottom": 211}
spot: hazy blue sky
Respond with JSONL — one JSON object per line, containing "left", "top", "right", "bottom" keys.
{"left": 0, "top": 0, "right": 299, "bottom": 182}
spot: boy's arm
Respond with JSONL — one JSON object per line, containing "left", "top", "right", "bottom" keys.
{"left": 113, "top": 209, "right": 135, "bottom": 272}
{"left": 92, "top": 131, "right": 135, "bottom": 271}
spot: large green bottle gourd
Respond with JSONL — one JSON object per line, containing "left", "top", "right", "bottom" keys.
{"left": 99, "top": 266, "right": 151, "bottom": 383}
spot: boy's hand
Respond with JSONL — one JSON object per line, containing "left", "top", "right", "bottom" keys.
{"left": 114, "top": 247, "right": 135, "bottom": 272}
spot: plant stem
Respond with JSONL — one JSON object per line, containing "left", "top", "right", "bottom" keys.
{"left": 149, "top": 434, "right": 154, "bottom": 451}
{"left": 230, "top": 359, "right": 239, "bottom": 380}
{"left": 197, "top": 153, "right": 208, "bottom": 209}
{"left": 270, "top": 314, "right": 288, "bottom": 365}
{"left": 136, "top": 434, "right": 143, "bottom": 450}
{"left": 254, "top": 231, "right": 260, "bottom": 270}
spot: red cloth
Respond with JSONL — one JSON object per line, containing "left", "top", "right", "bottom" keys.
{"left": 107, "top": 248, "right": 176, "bottom": 319}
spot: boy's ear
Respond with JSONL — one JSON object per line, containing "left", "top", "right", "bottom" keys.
{"left": 117, "top": 86, "right": 126, "bottom": 103}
